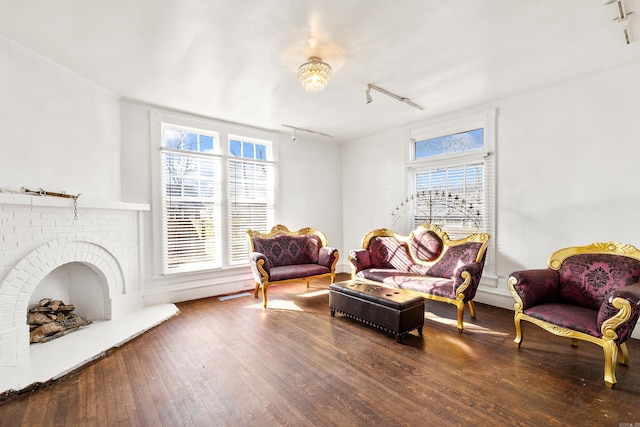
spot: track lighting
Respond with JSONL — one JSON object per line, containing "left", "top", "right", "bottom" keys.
{"left": 605, "top": 0, "right": 634, "bottom": 44}
{"left": 364, "top": 83, "right": 424, "bottom": 110}
{"left": 281, "top": 124, "right": 333, "bottom": 141}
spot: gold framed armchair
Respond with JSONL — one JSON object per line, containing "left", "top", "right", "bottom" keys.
{"left": 508, "top": 242, "right": 640, "bottom": 388}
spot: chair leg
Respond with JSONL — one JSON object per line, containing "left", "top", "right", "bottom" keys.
{"left": 618, "top": 343, "right": 629, "bottom": 365}
{"left": 254, "top": 283, "right": 260, "bottom": 298}
{"left": 456, "top": 302, "right": 465, "bottom": 333}
{"left": 571, "top": 338, "right": 578, "bottom": 347}
{"left": 603, "top": 340, "right": 618, "bottom": 388}
{"left": 262, "top": 284, "right": 268, "bottom": 308}
{"left": 468, "top": 301, "right": 476, "bottom": 318}
{"left": 513, "top": 313, "right": 523, "bottom": 348}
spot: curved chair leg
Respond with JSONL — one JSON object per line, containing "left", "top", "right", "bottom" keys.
{"left": 254, "top": 283, "right": 260, "bottom": 298}
{"left": 513, "top": 313, "right": 523, "bottom": 348}
{"left": 456, "top": 302, "right": 465, "bottom": 333}
{"left": 618, "top": 343, "right": 629, "bottom": 365}
{"left": 603, "top": 340, "right": 618, "bottom": 388}
{"left": 330, "top": 274, "right": 335, "bottom": 284}
{"left": 262, "top": 284, "right": 269, "bottom": 308}
{"left": 468, "top": 301, "right": 476, "bottom": 318}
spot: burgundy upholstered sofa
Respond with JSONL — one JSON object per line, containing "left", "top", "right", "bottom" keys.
{"left": 508, "top": 242, "right": 640, "bottom": 388}
{"left": 348, "top": 223, "right": 490, "bottom": 332}
{"left": 247, "top": 224, "right": 339, "bottom": 308}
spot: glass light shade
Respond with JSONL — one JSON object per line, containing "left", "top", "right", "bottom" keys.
{"left": 297, "top": 56, "right": 331, "bottom": 93}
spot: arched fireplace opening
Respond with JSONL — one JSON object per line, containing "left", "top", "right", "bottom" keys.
{"left": 29, "top": 261, "right": 110, "bottom": 321}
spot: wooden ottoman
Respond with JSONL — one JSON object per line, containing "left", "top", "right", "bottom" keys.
{"left": 329, "top": 280, "right": 425, "bottom": 343}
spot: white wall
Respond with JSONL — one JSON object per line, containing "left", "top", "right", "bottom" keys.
{"left": 342, "top": 59, "right": 640, "bottom": 307}
{"left": 277, "top": 134, "right": 343, "bottom": 263}
{"left": 0, "top": 36, "right": 121, "bottom": 199}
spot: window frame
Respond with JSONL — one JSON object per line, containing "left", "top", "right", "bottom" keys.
{"left": 405, "top": 108, "right": 497, "bottom": 286}
{"left": 150, "top": 110, "right": 277, "bottom": 277}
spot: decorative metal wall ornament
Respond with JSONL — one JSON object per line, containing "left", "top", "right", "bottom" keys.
{"left": 391, "top": 190, "right": 481, "bottom": 229}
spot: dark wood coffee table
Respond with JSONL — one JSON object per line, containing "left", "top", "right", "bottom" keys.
{"left": 329, "top": 280, "right": 425, "bottom": 343}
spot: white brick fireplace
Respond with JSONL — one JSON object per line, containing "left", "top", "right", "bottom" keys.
{"left": 0, "top": 193, "right": 177, "bottom": 395}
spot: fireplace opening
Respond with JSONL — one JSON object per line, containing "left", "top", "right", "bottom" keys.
{"left": 27, "top": 262, "right": 110, "bottom": 343}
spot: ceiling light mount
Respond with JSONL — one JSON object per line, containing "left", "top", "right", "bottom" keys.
{"left": 282, "top": 124, "right": 333, "bottom": 141}
{"left": 365, "top": 83, "right": 424, "bottom": 110}
{"left": 297, "top": 56, "right": 332, "bottom": 93}
{"left": 605, "top": 0, "right": 634, "bottom": 44}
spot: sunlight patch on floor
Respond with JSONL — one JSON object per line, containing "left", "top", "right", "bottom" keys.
{"left": 425, "top": 311, "right": 510, "bottom": 337}
{"left": 245, "top": 300, "right": 303, "bottom": 311}
{"left": 297, "top": 289, "right": 329, "bottom": 298}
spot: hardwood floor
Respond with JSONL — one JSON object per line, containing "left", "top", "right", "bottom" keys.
{"left": 2, "top": 273, "right": 640, "bottom": 426}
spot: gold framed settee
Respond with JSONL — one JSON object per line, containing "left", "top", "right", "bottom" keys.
{"left": 348, "top": 223, "right": 490, "bottom": 332}
{"left": 247, "top": 224, "right": 339, "bottom": 308}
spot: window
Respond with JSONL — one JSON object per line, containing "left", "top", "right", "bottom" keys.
{"left": 402, "top": 109, "right": 496, "bottom": 284}
{"left": 154, "top": 113, "right": 275, "bottom": 275}
{"left": 227, "top": 136, "right": 274, "bottom": 266}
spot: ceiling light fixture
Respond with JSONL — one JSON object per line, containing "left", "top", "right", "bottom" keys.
{"left": 297, "top": 56, "right": 332, "bottom": 93}
{"left": 365, "top": 86, "right": 373, "bottom": 104}
{"left": 605, "top": 0, "right": 634, "bottom": 44}
{"left": 365, "top": 83, "right": 424, "bottom": 110}
{"left": 281, "top": 124, "right": 333, "bottom": 140}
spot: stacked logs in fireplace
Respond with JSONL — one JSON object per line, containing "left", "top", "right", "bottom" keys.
{"left": 28, "top": 298, "right": 92, "bottom": 343}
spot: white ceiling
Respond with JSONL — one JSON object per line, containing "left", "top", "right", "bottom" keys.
{"left": 1, "top": 0, "right": 640, "bottom": 141}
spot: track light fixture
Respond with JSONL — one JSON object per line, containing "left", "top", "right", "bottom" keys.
{"left": 281, "top": 124, "right": 333, "bottom": 141}
{"left": 364, "top": 84, "right": 424, "bottom": 110}
{"left": 605, "top": 0, "right": 633, "bottom": 44}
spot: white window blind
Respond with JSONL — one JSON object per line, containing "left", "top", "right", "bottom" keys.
{"left": 227, "top": 157, "right": 275, "bottom": 265}
{"left": 410, "top": 161, "right": 485, "bottom": 239}
{"left": 160, "top": 149, "right": 222, "bottom": 273}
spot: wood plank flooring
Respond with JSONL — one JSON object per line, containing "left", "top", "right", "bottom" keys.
{"left": 1, "top": 273, "right": 640, "bottom": 426}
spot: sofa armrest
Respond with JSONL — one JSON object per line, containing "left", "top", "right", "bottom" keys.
{"left": 453, "top": 262, "right": 484, "bottom": 301}
{"left": 249, "top": 252, "right": 270, "bottom": 283}
{"left": 348, "top": 249, "right": 370, "bottom": 274}
{"left": 508, "top": 269, "right": 561, "bottom": 310}
{"left": 596, "top": 283, "right": 640, "bottom": 343}
{"left": 611, "top": 282, "right": 640, "bottom": 305}
{"left": 319, "top": 246, "right": 339, "bottom": 270}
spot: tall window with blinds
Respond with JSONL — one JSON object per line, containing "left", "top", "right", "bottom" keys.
{"left": 227, "top": 137, "right": 274, "bottom": 266}
{"left": 403, "top": 109, "right": 496, "bottom": 283}
{"left": 158, "top": 123, "right": 275, "bottom": 275}
{"left": 160, "top": 128, "right": 222, "bottom": 273}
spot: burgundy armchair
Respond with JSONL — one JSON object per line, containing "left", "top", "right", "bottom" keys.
{"left": 508, "top": 242, "right": 640, "bottom": 388}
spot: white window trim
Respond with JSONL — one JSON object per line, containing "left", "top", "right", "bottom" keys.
{"left": 150, "top": 109, "right": 278, "bottom": 278}
{"left": 405, "top": 108, "right": 497, "bottom": 287}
